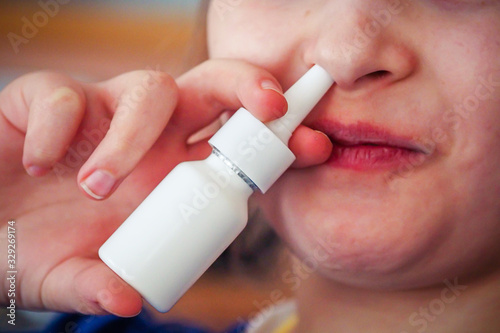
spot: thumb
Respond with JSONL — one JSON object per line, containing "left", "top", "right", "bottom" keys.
{"left": 41, "top": 257, "right": 143, "bottom": 317}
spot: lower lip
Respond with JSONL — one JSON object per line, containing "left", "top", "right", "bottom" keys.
{"left": 327, "top": 144, "right": 424, "bottom": 171}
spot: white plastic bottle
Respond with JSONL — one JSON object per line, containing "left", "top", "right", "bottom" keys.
{"left": 99, "top": 65, "right": 334, "bottom": 312}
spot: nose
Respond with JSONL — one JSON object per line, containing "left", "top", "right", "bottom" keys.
{"left": 304, "top": 1, "right": 417, "bottom": 92}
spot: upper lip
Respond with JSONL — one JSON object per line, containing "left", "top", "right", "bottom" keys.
{"left": 310, "top": 119, "right": 432, "bottom": 155}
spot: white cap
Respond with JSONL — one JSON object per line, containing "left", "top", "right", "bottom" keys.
{"left": 209, "top": 65, "right": 334, "bottom": 193}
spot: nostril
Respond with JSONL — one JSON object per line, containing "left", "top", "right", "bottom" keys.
{"left": 368, "top": 70, "right": 390, "bottom": 79}
{"left": 354, "top": 70, "right": 391, "bottom": 85}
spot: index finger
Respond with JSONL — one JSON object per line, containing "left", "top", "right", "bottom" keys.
{"left": 171, "top": 59, "right": 288, "bottom": 139}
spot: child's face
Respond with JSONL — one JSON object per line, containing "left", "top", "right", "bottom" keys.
{"left": 207, "top": 1, "right": 500, "bottom": 288}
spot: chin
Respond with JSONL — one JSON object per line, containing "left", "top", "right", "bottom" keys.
{"left": 257, "top": 168, "right": 471, "bottom": 290}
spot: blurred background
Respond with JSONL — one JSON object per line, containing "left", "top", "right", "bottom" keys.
{"left": 0, "top": 1, "right": 291, "bottom": 331}
{"left": 0, "top": 0, "right": 203, "bottom": 88}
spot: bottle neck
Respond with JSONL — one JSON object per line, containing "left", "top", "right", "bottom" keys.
{"left": 207, "top": 148, "right": 257, "bottom": 195}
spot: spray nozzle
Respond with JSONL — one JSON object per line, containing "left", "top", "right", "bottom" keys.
{"left": 267, "top": 65, "right": 334, "bottom": 144}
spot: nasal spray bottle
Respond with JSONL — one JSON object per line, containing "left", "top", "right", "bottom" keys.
{"left": 99, "top": 65, "right": 334, "bottom": 312}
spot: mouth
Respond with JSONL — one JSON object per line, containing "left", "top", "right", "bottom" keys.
{"left": 311, "top": 120, "right": 432, "bottom": 171}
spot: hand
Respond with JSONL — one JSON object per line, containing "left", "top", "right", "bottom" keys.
{"left": 0, "top": 59, "right": 332, "bottom": 317}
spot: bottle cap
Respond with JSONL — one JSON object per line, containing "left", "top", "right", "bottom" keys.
{"left": 209, "top": 65, "right": 334, "bottom": 193}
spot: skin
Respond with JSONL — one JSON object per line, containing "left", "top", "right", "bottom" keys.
{"left": 206, "top": 0, "right": 500, "bottom": 332}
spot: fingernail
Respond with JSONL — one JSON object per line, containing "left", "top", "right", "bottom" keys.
{"left": 261, "top": 80, "right": 288, "bottom": 118}
{"left": 261, "top": 80, "right": 283, "bottom": 95}
{"left": 80, "top": 170, "right": 116, "bottom": 200}
{"left": 314, "top": 130, "right": 330, "bottom": 139}
{"left": 26, "top": 165, "right": 50, "bottom": 177}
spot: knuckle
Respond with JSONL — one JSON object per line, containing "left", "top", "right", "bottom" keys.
{"left": 30, "top": 71, "right": 83, "bottom": 95}
{"left": 25, "top": 72, "right": 86, "bottom": 117}
{"left": 46, "top": 87, "right": 85, "bottom": 116}
{"left": 118, "top": 71, "right": 178, "bottom": 111}
{"left": 145, "top": 70, "right": 176, "bottom": 89}
{"left": 131, "top": 70, "right": 177, "bottom": 93}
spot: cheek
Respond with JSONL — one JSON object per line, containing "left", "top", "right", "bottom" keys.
{"left": 207, "top": 5, "right": 305, "bottom": 70}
